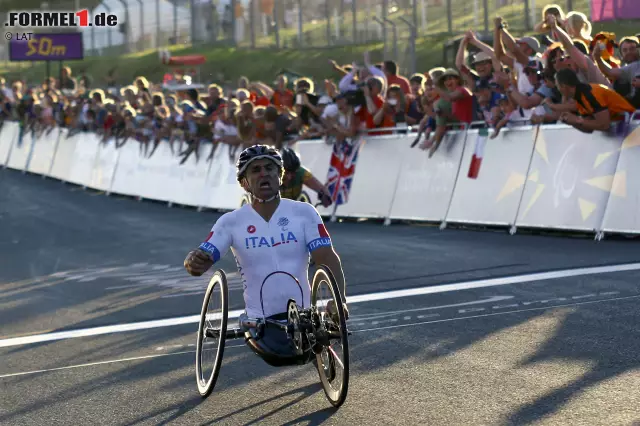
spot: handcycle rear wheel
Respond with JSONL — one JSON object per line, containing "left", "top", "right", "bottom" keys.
{"left": 196, "top": 270, "right": 228, "bottom": 398}
{"left": 311, "top": 265, "right": 349, "bottom": 407}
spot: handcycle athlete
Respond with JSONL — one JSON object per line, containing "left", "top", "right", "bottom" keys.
{"left": 279, "top": 147, "right": 333, "bottom": 208}
{"left": 184, "top": 144, "right": 350, "bottom": 406}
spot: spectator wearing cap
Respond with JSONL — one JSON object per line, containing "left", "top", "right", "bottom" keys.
{"left": 594, "top": 36, "right": 640, "bottom": 98}
{"left": 423, "top": 69, "right": 473, "bottom": 156}
{"left": 547, "top": 16, "right": 610, "bottom": 87}
{"left": 382, "top": 60, "right": 411, "bottom": 95}
{"left": 474, "top": 79, "right": 502, "bottom": 127}
{"left": 406, "top": 74, "right": 426, "bottom": 126}
{"left": 456, "top": 31, "right": 501, "bottom": 91}
{"left": 493, "top": 16, "right": 543, "bottom": 96}
{"left": 555, "top": 68, "right": 635, "bottom": 132}
{"left": 490, "top": 94, "right": 522, "bottom": 138}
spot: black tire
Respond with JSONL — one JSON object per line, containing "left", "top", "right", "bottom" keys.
{"left": 196, "top": 269, "right": 228, "bottom": 398}
{"left": 311, "top": 265, "right": 349, "bottom": 408}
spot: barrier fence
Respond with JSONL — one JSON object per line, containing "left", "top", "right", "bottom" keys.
{"left": 1, "top": 119, "right": 639, "bottom": 239}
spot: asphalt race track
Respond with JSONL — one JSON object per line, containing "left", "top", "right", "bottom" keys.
{"left": 1, "top": 168, "right": 640, "bottom": 426}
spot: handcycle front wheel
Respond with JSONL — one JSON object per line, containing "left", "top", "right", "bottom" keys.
{"left": 311, "top": 265, "right": 350, "bottom": 407}
{"left": 196, "top": 269, "right": 229, "bottom": 398}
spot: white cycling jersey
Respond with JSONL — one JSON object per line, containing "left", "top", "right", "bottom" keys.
{"left": 199, "top": 198, "right": 333, "bottom": 318}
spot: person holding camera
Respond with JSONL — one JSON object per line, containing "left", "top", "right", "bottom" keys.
{"left": 373, "top": 85, "right": 408, "bottom": 133}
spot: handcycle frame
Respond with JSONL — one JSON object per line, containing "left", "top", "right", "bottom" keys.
{"left": 196, "top": 265, "right": 350, "bottom": 407}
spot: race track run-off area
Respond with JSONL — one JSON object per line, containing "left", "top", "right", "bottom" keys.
{"left": 1, "top": 168, "right": 640, "bottom": 425}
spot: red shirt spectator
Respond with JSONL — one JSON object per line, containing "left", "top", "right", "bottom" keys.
{"left": 386, "top": 74, "right": 411, "bottom": 95}
{"left": 383, "top": 60, "right": 412, "bottom": 95}
{"left": 451, "top": 86, "right": 474, "bottom": 123}
{"left": 272, "top": 89, "right": 294, "bottom": 109}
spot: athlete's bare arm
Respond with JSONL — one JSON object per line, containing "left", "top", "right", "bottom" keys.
{"left": 184, "top": 249, "right": 214, "bottom": 277}
{"left": 311, "top": 245, "right": 346, "bottom": 300}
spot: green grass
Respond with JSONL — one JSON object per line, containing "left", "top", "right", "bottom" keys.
{"left": 0, "top": 0, "right": 637, "bottom": 90}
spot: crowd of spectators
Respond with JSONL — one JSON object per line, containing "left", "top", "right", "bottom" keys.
{"left": 1, "top": 4, "right": 638, "bottom": 162}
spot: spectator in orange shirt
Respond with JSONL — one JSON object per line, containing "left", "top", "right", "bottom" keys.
{"left": 270, "top": 75, "right": 294, "bottom": 110}
{"left": 555, "top": 68, "right": 635, "bottom": 132}
{"left": 356, "top": 76, "right": 387, "bottom": 135}
{"left": 373, "top": 84, "right": 408, "bottom": 130}
{"left": 383, "top": 60, "right": 412, "bottom": 95}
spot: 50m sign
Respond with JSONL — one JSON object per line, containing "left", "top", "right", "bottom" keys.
{"left": 26, "top": 37, "right": 67, "bottom": 57}
{"left": 9, "top": 32, "right": 83, "bottom": 61}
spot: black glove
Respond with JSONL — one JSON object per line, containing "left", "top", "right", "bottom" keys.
{"left": 318, "top": 190, "right": 332, "bottom": 208}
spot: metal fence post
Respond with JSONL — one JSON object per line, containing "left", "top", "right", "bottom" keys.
{"left": 156, "top": 0, "right": 160, "bottom": 48}
{"left": 398, "top": 17, "right": 416, "bottom": 75}
{"left": 136, "top": 0, "right": 144, "bottom": 50}
{"left": 273, "top": 0, "right": 280, "bottom": 48}
{"left": 373, "top": 16, "right": 388, "bottom": 58}
{"left": 383, "top": 17, "right": 398, "bottom": 63}
{"left": 352, "top": 0, "right": 357, "bottom": 43}
{"left": 325, "top": 0, "right": 331, "bottom": 46}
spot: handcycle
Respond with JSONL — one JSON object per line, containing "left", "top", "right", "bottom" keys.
{"left": 195, "top": 265, "right": 350, "bottom": 407}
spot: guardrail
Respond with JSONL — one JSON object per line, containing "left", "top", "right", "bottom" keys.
{"left": 1, "top": 117, "right": 639, "bottom": 239}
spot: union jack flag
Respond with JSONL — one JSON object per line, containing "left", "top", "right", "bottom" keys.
{"left": 326, "top": 137, "right": 364, "bottom": 205}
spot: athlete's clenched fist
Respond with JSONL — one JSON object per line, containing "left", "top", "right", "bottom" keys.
{"left": 184, "top": 249, "right": 213, "bottom": 276}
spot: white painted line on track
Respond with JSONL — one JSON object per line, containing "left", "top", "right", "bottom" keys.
{"left": 0, "top": 344, "right": 247, "bottom": 379}
{"left": 1, "top": 295, "right": 637, "bottom": 379}
{"left": 352, "top": 294, "right": 640, "bottom": 334}
{"left": 1, "top": 262, "right": 640, "bottom": 349}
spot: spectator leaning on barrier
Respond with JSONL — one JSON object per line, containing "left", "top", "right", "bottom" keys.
{"left": 554, "top": 68, "right": 635, "bottom": 132}
{"left": 422, "top": 68, "right": 473, "bottom": 156}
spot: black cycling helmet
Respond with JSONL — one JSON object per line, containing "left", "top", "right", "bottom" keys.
{"left": 236, "top": 144, "right": 283, "bottom": 183}
{"left": 281, "top": 147, "right": 301, "bottom": 172}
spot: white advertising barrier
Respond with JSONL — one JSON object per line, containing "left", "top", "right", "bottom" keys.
{"left": 156, "top": 142, "right": 210, "bottom": 207}
{"left": 6, "top": 128, "right": 35, "bottom": 171}
{"left": 49, "top": 130, "right": 77, "bottom": 182}
{"left": 28, "top": 129, "right": 61, "bottom": 176}
{"left": 0, "top": 122, "right": 19, "bottom": 166}
{"left": 66, "top": 132, "right": 102, "bottom": 187}
{"left": 600, "top": 124, "right": 640, "bottom": 235}
{"left": 134, "top": 141, "right": 179, "bottom": 202}
{"left": 110, "top": 141, "right": 145, "bottom": 197}
{"left": 203, "top": 143, "right": 246, "bottom": 211}
{"left": 89, "top": 137, "right": 121, "bottom": 192}
{"left": 387, "top": 129, "right": 468, "bottom": 222}
{"left": 515, "top": 125, "right": 622, "bottom": 232}
{"left": 445, "top": 125, "right": 537, "bottom": 226}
